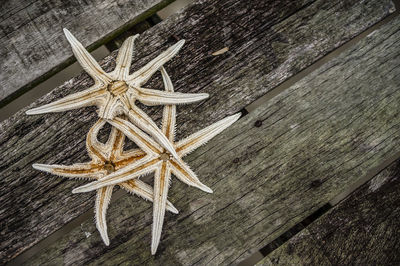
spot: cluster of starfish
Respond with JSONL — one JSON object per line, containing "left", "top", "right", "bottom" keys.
{"left": 27, "top": 29, "right": 240, "bottom": 254}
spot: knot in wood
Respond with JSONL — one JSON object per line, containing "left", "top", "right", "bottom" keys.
{"left": 160, "top": 152, "right": 171, "bottom": 161}
{"left": 310, "top": 179, "right": 323, "bottom": 188}
{"left": 107, "top": 80, "right": 128, "bottom": 96}
{"left": 254, "top": 120, "right": 263, "bottom": 127}
{"left": 104, "top": 161, "right": 116, "bottom": 174}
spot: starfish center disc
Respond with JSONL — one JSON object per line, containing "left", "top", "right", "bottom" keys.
{"left": 107, "top": 80, "right": 128, "bottom": 96}
{"left": 160, "top": 152, "right": 171, "bottom": 161}
{"left": 103, "top": 161, "right": 116, "bottom": 174}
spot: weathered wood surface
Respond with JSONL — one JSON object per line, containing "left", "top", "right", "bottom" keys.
{"left": 258, "top": 159, "right": 400, "bottom": 265}
{"left": 0, "top": 0, "right": 395, "bottom": 263}
{"left": 0, "top": 0, "right": 174, "bottom": 106}
{"left": 25, "top": 11, "right": 400, "bottom": 265}
{"left": 105, "top": 14, "right": 162, "bottom": 52}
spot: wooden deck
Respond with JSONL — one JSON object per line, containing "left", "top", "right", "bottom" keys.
{"left": 1, "top": 0, "right": 399, "bottom": 265}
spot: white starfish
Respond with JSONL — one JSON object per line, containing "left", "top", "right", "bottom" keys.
{"left": 33, "top": 118, "right": 178, "bottom": 246}
{"left": 73, "top": 67, "right": 241, "bottom": 254}
{"left": 26, "top": 29, "right": 209, "bottom": 159}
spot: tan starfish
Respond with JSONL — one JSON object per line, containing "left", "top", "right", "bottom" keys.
{"left": 26, "top": 29, "right": 209, "bottom": 159}
{"left": 73, "top": 67, "right": 241, "bottom": 254}
{"left": 33, "top": 118, "right": 178, "bottom": 245}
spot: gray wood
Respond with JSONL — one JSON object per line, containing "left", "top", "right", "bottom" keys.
{"left": 0, "top": 0, "right": 394, "bottom": 263}
{"left": 257, "top": 230, "right": 332, "bottom": 265}
{"left": 0, "top": 0, "right": 174, "bottom": 106}
{"left": 26, "top": 12, "right": 400, "bottom": 266}
{"left": 104, "top": 14, "right": 162, "bottom": 52}
{"left": 258, "top": 159, "right": 400, "bottom": 265}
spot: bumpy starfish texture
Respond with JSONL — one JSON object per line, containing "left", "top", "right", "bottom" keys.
{"left": 26, "top": 29, "right": 209, "bottom": 160}
{"left": 73, "top": 67, "right": 241, "bottom": 254}
{"left": 33, "top": 118, "right": 178, "bottom": 246}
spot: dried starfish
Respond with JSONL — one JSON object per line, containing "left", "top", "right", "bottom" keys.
{"left": 26, "top": 29, "right": 209, "bottom": 159}
{"left": 73, "top": 67, "right": 241, "bottom": 254}
{"left": 33, "top": 118, "right": 178, "bottom": 245}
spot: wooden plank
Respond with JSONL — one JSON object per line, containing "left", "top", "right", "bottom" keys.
{"left": 0, "top": 0, "right": 394, "bottom": 263}
{"left": 104, "top": 14, "right": 162, "bottom": 52}
{"left": 0, "top": 0, "right": 174, "bottom": 106}
{"left": 257, "top": 230, "right": 332, "bottom": 265}
{"left": 26, "top": 12, "right": 400, "bottom": 265}
{"left": 258, "top": 159, "right": 400, "bottom": 265}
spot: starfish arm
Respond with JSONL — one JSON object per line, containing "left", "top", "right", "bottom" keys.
{"left": 125, "top": 106, "right": 179, "bottom": 159}
{"left": 112, "top": 35, "right": 139, "bottom": 80}
{"left": 86, "top": 119, "right": 109, "bottom": 161}
{"left": 127, "top": 40, "right": 185, "bottom": 86}
{"left": 119, "top": 179, "right": 178, "bottom": 214}
{"left": 109, "top": 116, "right": 163, "bottom": 156}
{"left": 176, "top": 113, "right": 241, "bottom": 157}
{"left": 72, "top": 157, "right": 160, "bottom": 193}
{"left": 151, "top": 162, "right": 171, "bottom": 254}
{"left": 117, "top": 149, "right": 147, "bottom": 163}
{"left": 170, "top": 159, "right": 213, "bottom": 193}
{"left": 25, "top": 84, "right": 106, "bottom": 115}
{"left": 95, "top": 185, "right": 114, "bottom": 246}
{"left": 107, "top": 127, "right": 126, "bottom": 160}
{"left": 160, "top": 67, "right": 176, "bottom": 142}
{"left": 136, "top": 88, "right": 209, "bottom": 106}
{"left": 63, "top": 28, "right": 111, "bottom": 84}
{"left": 32, "top": 163, "right": 103, "bottom": 180}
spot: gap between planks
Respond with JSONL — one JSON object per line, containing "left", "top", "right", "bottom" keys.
{"left": 246, "top": 0, "right": 400, "bottom": 113}
{"left": 6, "top": 1, "right": 400, "bottom": 265}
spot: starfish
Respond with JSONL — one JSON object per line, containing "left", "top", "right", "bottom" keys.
{"left": 33, "top": 118, "right": 178, "bottom": 245}
{"left": 26, "top": 29, "right": 209, "bottom": 159}
{"left": 73, "top": 67, "right": 241, "bottom": 254}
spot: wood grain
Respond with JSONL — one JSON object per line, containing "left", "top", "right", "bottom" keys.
{"left": 24, "top": 11, "right": 400, "bottom": 265}
{"left": 105, "top": 15, "right": 163, "bottom": 52}
{"left": 0, "top": 0, "right": 395, "bottom": 263}
{"left": 0, "top": 0, "right": 174, "bottom": 106}
{"left": 258, "top": 159, "right": 400, "bottom": 265}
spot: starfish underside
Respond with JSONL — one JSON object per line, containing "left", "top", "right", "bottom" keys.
{"left": 26, "top": 29, "right": 209, "bottom": 159}
{"left": 29, "top": 29, "right": 241, "bottom": 255}
{"left": 73, "top": 67, "right": 241, "bottom": 254}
